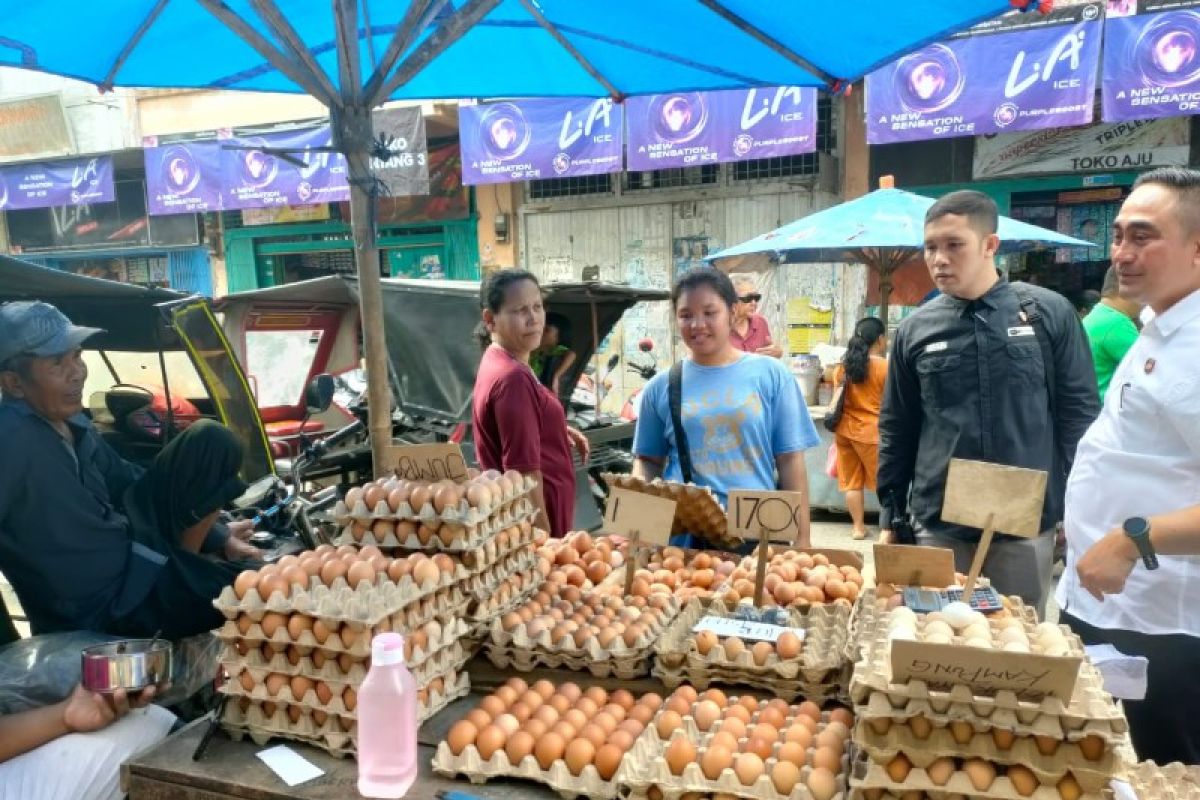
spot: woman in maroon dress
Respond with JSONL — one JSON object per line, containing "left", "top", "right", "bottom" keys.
{"left": 472, "top": 270, "right": 589, "bottom": 536}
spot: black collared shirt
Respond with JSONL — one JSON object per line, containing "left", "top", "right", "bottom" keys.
{"left": 877, "top": 279, "right": 1100, "bottom": 541}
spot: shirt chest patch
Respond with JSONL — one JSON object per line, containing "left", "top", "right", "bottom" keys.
{"left": 924, "top": 341, "right": 949, "bottom": 354}
{"left": 1007, "top": 325, "right": 1035, "bottom": 338}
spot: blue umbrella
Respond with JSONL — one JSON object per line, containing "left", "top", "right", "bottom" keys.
{"left": 709, "top": 182, "right": 1097, "bottom": 323}
{"left": 0, "top": 0, "right": 1023, "bottom": 464}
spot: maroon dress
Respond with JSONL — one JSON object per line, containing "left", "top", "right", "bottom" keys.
{"left": 472, "top": 346, "right": 575, "bottom": 536}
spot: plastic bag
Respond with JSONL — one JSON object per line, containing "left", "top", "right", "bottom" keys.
{"left": 825, "top": 442, "right": 839, "bottom": 479}
{"left": 0, "top": 630, "right": 220, "bottom": 715}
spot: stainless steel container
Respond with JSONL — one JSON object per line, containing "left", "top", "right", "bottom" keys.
{"left": 80, "top": 639, "right": 173, "bottom": 694}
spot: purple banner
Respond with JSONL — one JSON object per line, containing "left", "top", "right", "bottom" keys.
{"left": 223, "top": 127, "right": 349, "bottom": 210}
{"left": 144, "top": 139, "right": 223, "bottom": 215}
{"left": 1102, "top": 0, "right": 1200, "bottom": 122}
{"left": 0, "top": 155, "right": 113, "bottom": 211}
{"left": 626, "top": 86, "right": 817, "bottom": 171}
{"left": 459, "top": 97, "right": 623, "bottom": 185}
{"left": 865, "top": 3, "right": 1102, "bottom": 144}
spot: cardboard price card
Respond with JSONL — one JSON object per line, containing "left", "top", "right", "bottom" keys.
{"left": 385, "top": 442, "right": 470, "bottom": 482}
{"left": 603, "top": 487, "right": 676, "bottom": 546}
{"left": 874, "top": 544, "right": 957, "bottom": 587}
{"left": 692, "top": 615, "right": 807, "bottom": 643}
{"left": 727, "top": 490, "right": 806, "bottom": 541}
{"left": 890, "top": 639, "right": 1082, "bottom": 700}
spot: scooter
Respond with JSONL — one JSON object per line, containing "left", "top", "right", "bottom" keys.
{"left": 620, "top": 338, "right": 659, "bottom": 421}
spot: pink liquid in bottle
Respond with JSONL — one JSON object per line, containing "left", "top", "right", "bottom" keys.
{"left": 357, "top": 632, "right": 417, "bottom": 798}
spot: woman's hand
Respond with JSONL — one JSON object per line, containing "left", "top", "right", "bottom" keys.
{"left": 566, "top": 427, "right": 591, "bottom": 462}
{"left": 62, "top": 684, "right": 158, "bottom": 734}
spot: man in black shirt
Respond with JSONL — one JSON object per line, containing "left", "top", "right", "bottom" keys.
{"left": 877, "top": 191, "right": 1100, "bottom": 614}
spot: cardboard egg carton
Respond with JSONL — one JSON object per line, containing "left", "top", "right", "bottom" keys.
{"left": 332, "top": 475, "right": 536, "bottom": 526}
{"left": 852, "top": 718, "right": 1132, "bottom": 792}
{"left": 221, "top": 699, "right": 355, "bottom": 757}
{"left": 489, "top": 595, "right": 681, "bottom": 659}
{"left": 621, "top": 714, "right": 852, "bottom": 800}
{"left": 609, "top": 544, "right": 743, "bottom": 599}
{"left": 654, "top": 600, "right": 850, "bottom": 685}
{"left": 457, "top": 547, "right": 540, "bottom": 600}
{"left": 849, "top": 750, "right": 1105, "bottom": 800}
{"left": 457, "top": 523, "right": 538, "bottom": 575}
{"left": 602, "top": 472, "right": 740, "bottom": 550}
{"left": 417, "top": 667, "right": 471, "bottom": 725}
{"left": 335, "top": 498, "right": 538, "bottom": 552}
{"left": 213, "top": 559, "right": 465, "bottom": 623}
{"left": 849, "top": 629, "right": 1126, "bottom": 738}
{"left": 431, "top": 733, "right": 635, "bottom": 800}
{"left": 651, "top": 662, "right": 843, "bottom": 703}
{"left": 483, "top": 642, "right": 654, "bottom": 680}
{"left": 1123, "top": 762, "right": 1200, "bottom": 800}
{"left": 466, "top": 568, "right": 543, "bottom": 627}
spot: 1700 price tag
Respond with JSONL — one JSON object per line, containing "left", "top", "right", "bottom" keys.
{"left": 727, "top": 490, "right": 806, "bottom": 542}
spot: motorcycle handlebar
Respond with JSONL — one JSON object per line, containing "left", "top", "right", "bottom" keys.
{"left": 315, "top": 419, "right": 365, "bottom": 455}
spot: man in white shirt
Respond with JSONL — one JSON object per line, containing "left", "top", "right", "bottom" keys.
{"left": 1057, "top": 167, "right": 1200, "bottom": 765}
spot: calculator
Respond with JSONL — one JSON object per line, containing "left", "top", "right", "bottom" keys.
{"left": 902, "top": 585, "right": 1004, "bottom": 613}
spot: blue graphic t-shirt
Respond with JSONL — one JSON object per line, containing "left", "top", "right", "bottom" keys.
{"left": 633, "top": 354, "right": 819, "bottom": 507}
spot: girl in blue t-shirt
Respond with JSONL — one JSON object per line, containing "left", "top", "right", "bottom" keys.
{"left": 631, "top": 268, "right": 820, "bottom": 547}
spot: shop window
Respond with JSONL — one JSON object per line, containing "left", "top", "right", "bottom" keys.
{"left": 731, "top": 96, "right": 835, "bottom": 182}
{"left": 622, "top": 165, "right": 720, "bottom": 191}
{"left": 528, "top": 173, "right": 614, "bottom": 199}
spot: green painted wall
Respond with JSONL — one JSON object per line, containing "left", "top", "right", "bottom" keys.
{"left": 902, "top": 172, "right": 1141, "bottom": 214}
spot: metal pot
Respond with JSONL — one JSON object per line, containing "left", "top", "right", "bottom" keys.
{"left": 80, "top": 639, "right": 173, "bottom": 694}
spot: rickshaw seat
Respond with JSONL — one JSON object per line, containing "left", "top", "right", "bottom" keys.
{"left": 264, "top": 419, "right": 326, "bottom": 437}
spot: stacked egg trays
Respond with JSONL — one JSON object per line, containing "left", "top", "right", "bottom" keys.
{"left": 433, "top": 678, "right": 662, "bottom": 799}
{"left": 454, "top": 522, "right": 545, "bottom": 635}
{"left": 847, "top": 607, "right": 1134, "bottom": 800}
{"left": 653, "top": 599, "right": 852, "bottom": 702}
{"left": 602, "top": 471, "right": 741, "bottom": 550}
{"left": 621, "top": 685, "right": 855, "bottom": 800}
{"left": 485, "top": 584, "right": 682, "bottom": 679}
{"left": 1122, "top": 762, "right": 1200, "bottom": 800}
{"left": 332, "top": 469, "right": 538, "bottom": 551}
{"left": 213, "top": 546, "right": 472, "bottom": 756}
{"left": 611, "top": 541, "right": 744, "bottom": 603}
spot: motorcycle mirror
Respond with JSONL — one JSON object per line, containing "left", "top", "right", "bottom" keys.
{"left": 304, "top": 374, "right": 336, "bottom": 414}
{"left": 638, "top": 338, "right": 655, "bottom": 353}
{"left": 606, "top": 353, "right": 620, "bottom": 370}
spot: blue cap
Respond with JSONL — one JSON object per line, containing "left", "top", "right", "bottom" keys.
{"left": 0, "top": 301, "right": 103, "bottom": 366}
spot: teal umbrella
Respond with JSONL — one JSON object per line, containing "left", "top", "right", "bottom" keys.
{"left": 709, "top": 180, "right": 1097, "bottom": 325}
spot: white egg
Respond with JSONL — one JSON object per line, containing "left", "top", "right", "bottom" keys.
{"left": 994, "top": 617, "right": 1024, "bottom": 630}
{"left": 888, "top": 626, "right": 918, "bottom": 642}
{"left": 924, "top": 632, "right": 954, "bottom": 645}
{"left": 940, "top": 601, "right": 976, "bottom": 630}
{"left": 997, "top": 627, "right": 1030, "bottom": 646}
{"left": 1002, "top": 640, "right": 1030, "bottom": 653}
{"left": 961, "top": 622, "right": 992, "bottom": 642}
{"left": 965, "top": 636, "right": 994, "bottom": 649}
{"left": 891, "top": 607, "right": 918, "bottom": 625}
{"left": 924, "top": 611, "right": 949, "bottom": 626}
{"left": 923, "top": 620, "right": 955, "bottom": 640}
{"left": 1042, "top": 642, "right": 1070, "bottom": 657}
{"left": 1035, "top": 622, "right": 1065, "bottom": 640}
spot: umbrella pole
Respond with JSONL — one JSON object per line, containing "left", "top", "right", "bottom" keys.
{"left": 335, "top": 106, "right": 393, "bottom": 474}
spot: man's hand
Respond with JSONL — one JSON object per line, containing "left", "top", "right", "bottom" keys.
{"left": 756, "top": 344, "right": 784, "bottom": 359}
{"left": 566, "top": 427, "right": 591, "bottom": 463}
{"left": 224, "top": 535, "right": 261, "bottom": 561}
{"left": 1077, "top": 529, "right": 1139, "bottom": 601}
{"left": 878, "top": 529, "right": 894, "bottom": 544}
{"left": 62, "top": 684, "right": 157, "bottom": 734}
{"left": 226, "top": 519, "right": 255, "bottom": 542}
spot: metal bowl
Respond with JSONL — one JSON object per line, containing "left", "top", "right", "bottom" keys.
{"left": 81, "top": 639, "right": 173, "bottom": 694}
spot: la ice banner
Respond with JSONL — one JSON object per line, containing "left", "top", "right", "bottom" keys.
{"left": 0, "top": 155, "right": 114, "bottom": 211}
{"left": 1102, "top": 0, "right": 1200, "bottom": 122}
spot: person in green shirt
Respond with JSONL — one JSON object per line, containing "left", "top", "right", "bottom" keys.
{"left": 1082, "top": 266, "right": 1143, "bottom": 403}
{"left": 528, "top": 312, "right": 577, "bottom": 399}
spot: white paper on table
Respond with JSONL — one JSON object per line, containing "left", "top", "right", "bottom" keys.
{"left": 256, "top": 744, "right": 325, "bottom": 787}
{"left": 1085, "top": 644, "right": 1148, "bottom": 701}
{"left": 1111, "top": 778, "right": 1140, "bottom": 800}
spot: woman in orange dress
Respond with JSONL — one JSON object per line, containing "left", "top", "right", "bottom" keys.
{"left": 833, "top": 317, "right": 888, "bottom": 540}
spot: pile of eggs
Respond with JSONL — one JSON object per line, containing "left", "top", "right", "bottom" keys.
{"left": 720, "top": 552, "right": 864, "bottom": 607}
{"left": 886, "top": 605, "right": 1072, "bottom": 656}
{"left": 865, "top": 716, "right": 1107, "bottom": 762}
{"left": 875, "top": 754, "right": 1085, "bottom": 800}
{"left": 655, "top": 686, "right": 852, "bottom": 799}
{"left": 445, "top": 678, "right": 660, "bottom": 781}
{"left": 232, "top": 545, "right": 451, "bottom": 602}
{"left": 229, "top": 694, "right": 354, "bottom": 733}
{"left": 693, "top": 629, "right": 804, "bottom": 664}
{"left": 344, "top": 469, "right": 527, "bottom": 516}
{"left": 624, "top": 546, "right": 740, "bottom": 601}
{"left": 498, "top": 590, "right": 673, "bottom": 651}
{"left": 537, "top": 531, "right": 623, "bottom": 588}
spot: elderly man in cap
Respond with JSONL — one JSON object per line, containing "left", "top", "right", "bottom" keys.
{"left": 0, "top": 300, "right": 260, "bottom": 640}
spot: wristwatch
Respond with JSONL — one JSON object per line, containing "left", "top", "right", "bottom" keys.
{"left": 1122, "top": 517, "right": 1159, "bottom": 570}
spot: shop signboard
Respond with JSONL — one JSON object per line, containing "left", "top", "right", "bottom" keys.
{"left": 972, "top": 115, "right": 1189, "bottom": 177}
{"left": 865, "top": 3, "right": 1103, "bottom": 144}
{"left": 0, "top": 155, "right": 113, "bottom": 210}
{"left": 625, "top": 86, "right": 816, "bottom": 171}
{"left": 222, "top": 126, "right": 349, "bottom": 210}
{"left": 142, "top": 137, "right": 224, "bottom": 215}
{"left": 458, "top": 97, "right": 623, "bottom": 185}
{"left": 1102, "top": 0, "right": 1200, "bottom": 121}
{"left": 372, "top": 106, "right": 430, "bottom": 196}
{"left": 0, "top": 94, "right": 74, "bottom": 161}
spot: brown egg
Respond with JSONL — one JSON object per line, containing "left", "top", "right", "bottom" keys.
{"left": 665, "top": 695, "right": 692, "bottom": 717}
{"left": 758, "top": 706, "right": 787, "bottom": 732}
{"left": 656, "top": 710, "right": 683, "bottom": 740}
{"left": 701, "top": 744, "right": 733, "bottom": 780}
{"left": 493, "top": 713, "right": 521, "bottom": 737}
{"left": 258, "top": 573, "right": 289, "bottom": 602}
{"left": 784, "top": 724, "right": 813, "bottom": 749}
{"left": 744, "top": 736, "right": 774, "bottom": 761}
{"left": 475, "top": 724, "right": 505, "bottom": 761}
{"left": 909, "top": 715, "right": 933, "bottom": 740}
{"left": 447, "top": 720, "right": 478, "bottom": 755}
{"left": 343, "top": 687, "right": 357, "bottom": 712}
{"left": 829, "top": 707, "right": 854, "bottom": 728}
{"left": 413, "top": 559, "right": 440, "bottom": 587}
{"left": 812, "top": 745, "right": 842, "bottom": 773}
{"left": 772, "top": 760, "right": 801, "bottom": 794}
{"left": 807, "top": 767, "right": 839, "bottom": 800}
{"left": 723, "top": 637, "right": 746, "bottom": 661}
{"left": 751, "top": 640, "right": 774, "bottom": 666}
{"left": 503, "top": 731, "right": 535, "bottom": 765}
{"left": 797, "top": 700, "right": 821, "bottom": 720}
{"left": 618, "top": 719, "right": 644, "bottom": 739}
{"left": 535, "top": 732, "right": 566, "bottom": 770}
{"left": 816, "top": 728, "right": 844, "bottom": 751}
{"left": 750, "top": 722, "right": 780, "bottom": 743}
{"left": 564, "top": 738, "right": 596, "bottom": 776}
{"left": 235, "top": 613, "right": 254, "bottom": 635}
{"left": 233, "top": 570, "right": 259, "bottom": 599}
{"left": 259, "top": 612, "right": 288, "bottom": 638}
{"left": 320, "top": 558, "right": 349, "bottom": 586}
{"left": 594, "top": 744, "right": 623, "bottom": 781}
{"left": 693, "top": 700, "right": 722, "bottom": 731}
{"left": 1009, "top": 765, "right": 1040, "bottom": 797}
{"left": 479, "top": 696, "right": 507, "bottom": 717}
{"left": 950, "top": 720, "right": 975, "bottom": 744}
{"left": 608, "top": 729, "right": 635, "bottom": 752}
{"left": 362, "top": 485, "right": 387, "bottom": 510}
{"left": 665, "top": 738, "right": 696, "bottom": 776}
{"left": 927, "top": 757, "right": 956, "bottom": 786}
{"left": 264, "top": 673, "right": 288, "bottom": 697}
{"left": 577, "top": 723, "right": 608, "bottom": 749}
{"left": 1058, "top": 773, "right": 1084, "bottom": 800}
{"left": 465, "top": 708, "right": 492, "bottom": 730}
{"left": 344, "top": 487, "right": 364, "bottom": 509}
{"left": 734, "top": 752, "right": 765, "bottom": 786}
{"left": 992, "top": 727, "right": 1016, "bottom": 749}
{"left": 408, "top": 484, "right": 432, "bottom": 510}
{"left": 289, "top": 675, "right": 314, "bottom": 702}
{"left": 286, "top": 614, "right": 313, "bottom": 640}
{"left": 964, "top": 758, "right": 997, "bottom": 791}
{"left": 1035, "top": 735, "right": 1060, "bottom": 756}
{"left": 695, "top": 630, "right": 719, "bottom": 655}
{"left": 1079, "top": 734, "right": 1105, "bottom": 762}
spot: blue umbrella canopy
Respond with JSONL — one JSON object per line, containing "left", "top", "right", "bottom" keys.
{"left": 0, "top": 0, "right": 1015, "bottom": 100}
{"left": 710, "top": 187, "right": 1097, "bottom": 266}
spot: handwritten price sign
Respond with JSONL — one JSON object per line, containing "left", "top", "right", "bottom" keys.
{"left": 603, "top": 488, "right": 676, "bottom": 546}
{"left": 693, "top": 615, "right": 807, "bottom": 643}
{"left": 728, "top": 490, "right": 806, "bottom": 541}
{"left": 384, "top": 442, "right": 469, "bottom": 482}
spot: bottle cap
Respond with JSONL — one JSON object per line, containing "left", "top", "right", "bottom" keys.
{"left": 371, "top": 632, "right": 406, "bottom": 666}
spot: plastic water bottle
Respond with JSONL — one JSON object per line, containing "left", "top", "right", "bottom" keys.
{"left": 357, "top": 632, "right": 418, "bottom": 798}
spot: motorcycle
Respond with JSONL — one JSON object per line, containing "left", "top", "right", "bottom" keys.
{"left": 620, "top": 338, "right": 659, "bottom": 421}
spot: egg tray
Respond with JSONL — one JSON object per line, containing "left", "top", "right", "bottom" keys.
{"left": 852, "top": 719, "right": 1131, "bottom": 792}
{"left": 458, "top": 523, "right": 539, "bottom": 575}
{"left": 458, "top": 547, "right": 540, "bottom": 601}
{"left": 483, "top": 642, "right": 655, "bottom": 681}
{"left": 654, "top": 600, "right": 851, "bottom": 685}
{"left": 466, "top": 568, "right": 544, "bottom": 627}
{"left": 334, "top": 498, "right": 538, "bottom": 553}
{"left": 488, "top": 594, "right": 682, "bottom": 658}
{"left": 620, "top": 716, "right": 852, "bottom": 800}
{"left": 601, "top": 472, "right": 740, "bottom": 550}
{"left": 430, "top": 737, "right": 635, "bottom": 800}
{"left": 213, "top": 558, "right": 466, "bottom": 623}
{"left": 1123, "top": 762, "right": 1200, "bottom": 800}
{"left": 650, "top": 662, "right": 843, "bottom": 704}
{"left": 862, "top": 607, "right": 1086, "bottom": 661}
{"left": 332, "top": 474, "right": 536, "bottom": 526}
{"left": 610, "top": 544, "right": 744, "bottom": 599}
{"left": 418, "top": 667, "right": 473, "bottom": 725}
{"left": 848, "top": 750, "right": 1106, "bottom": 800}
{"left": 221, "top": 700, "right": 356, "bottom": 758}
{"left": 849, "top": 633, "right": 1126, "bottom": 736}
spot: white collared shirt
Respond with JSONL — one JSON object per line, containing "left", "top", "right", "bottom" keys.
{"left": 1057, "top": 288, "right": 1200, "bottom": 638}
